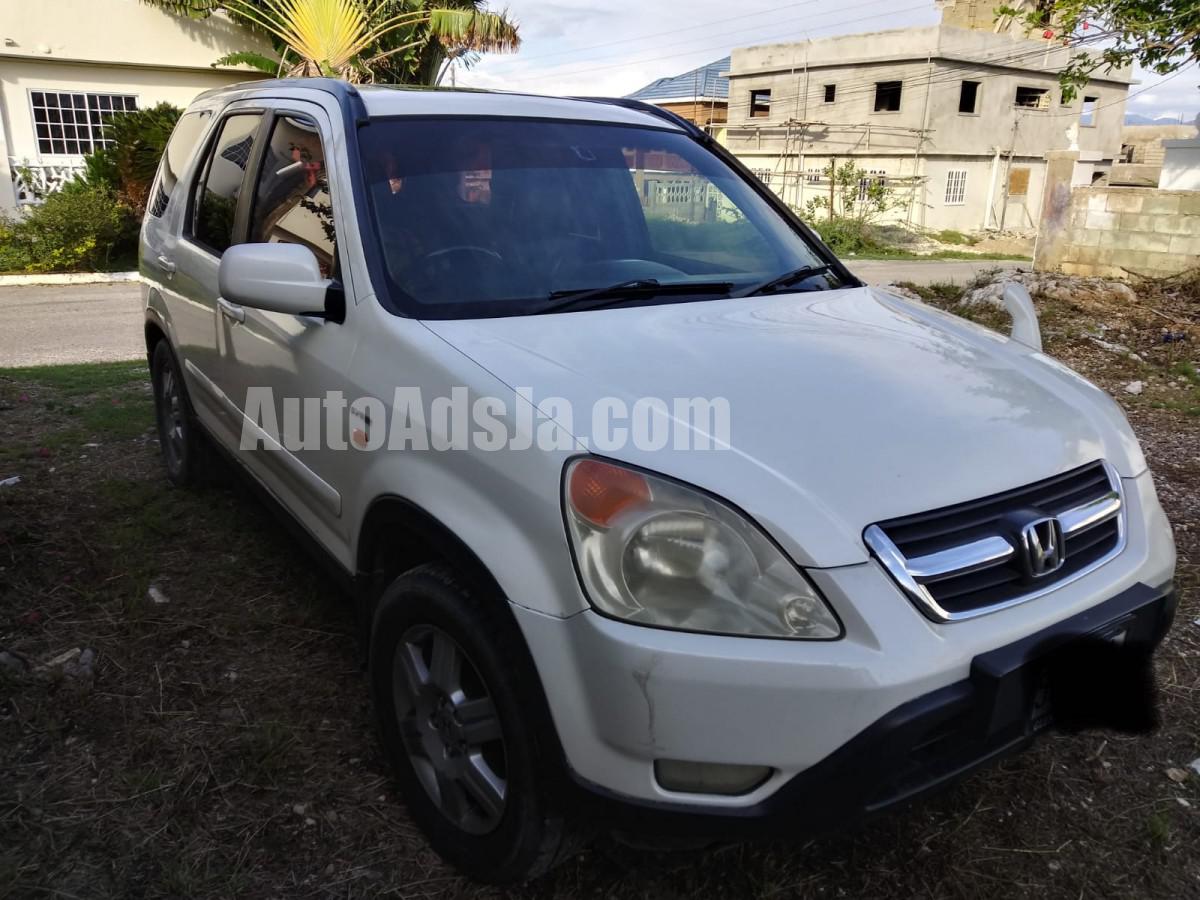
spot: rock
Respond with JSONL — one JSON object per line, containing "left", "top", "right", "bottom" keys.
{"left": 882, "top": 284, "right": 923, "bottom": 302}
{"left": 1110, "top": 283, "right": 1136, "bottom": 303}
{"left": 961, "top": 282, "right": 1005, "bottom": 307}
{"left": 42, "top": 648, "right": 81, "bottom": 669}
{"left": 0, "top": 650, "right": 29, "bottom": 675}
{"left": 1189, "top": 758, "right": 1200, "bottom": 776}
{"left": 1166, "top": 767, "right": 1189, "bottom": 783}
{"left": 63, "top": 648, "right": 96, "bottom": 681}
{"left": 1090, "top": 337, "right": 1133, "bottom": 355}
{"left": 1123, "top": 381, "right": 1144, "bottom": 395}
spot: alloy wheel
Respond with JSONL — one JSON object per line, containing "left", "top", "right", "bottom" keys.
{"left": 392, "top": 624, "right": 508, "bottom": 835}
{"left": 157, "top": 364, "right": 187, "bottom": 474}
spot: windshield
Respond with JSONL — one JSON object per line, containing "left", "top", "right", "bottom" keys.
{"left": 358, "top": 117, "right": 836, "bottom": 319}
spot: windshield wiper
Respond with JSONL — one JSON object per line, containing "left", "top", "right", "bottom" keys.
{"left": 541, "top": 278, "right": 733, "bottom": 314}
{"left": 737, "top": 264, "right": 836, "bottom": 298}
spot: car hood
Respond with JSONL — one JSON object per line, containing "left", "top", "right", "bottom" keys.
{"left": 424, "top": 287, "right": 1145, "bottom": 567}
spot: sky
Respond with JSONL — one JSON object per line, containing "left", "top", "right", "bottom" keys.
{"left": 456, "top": 0, "right": 1200, "bottom": 125}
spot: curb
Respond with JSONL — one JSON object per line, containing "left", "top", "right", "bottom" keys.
{"left": 0, "top": 271, "right": 141, "bottom": 287}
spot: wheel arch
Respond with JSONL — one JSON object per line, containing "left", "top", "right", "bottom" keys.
{"left": 356, "top": 493, "right": 574, "bottom": 793}
{"left": 355, "top": 494, "right": 508, "bottom": 622}
{"left": 144, "top": 303, "right": 169, "bottom": 362}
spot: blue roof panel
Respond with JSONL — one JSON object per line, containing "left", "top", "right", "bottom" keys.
{"left": 625, "top": 57, "right": 730, "bottom": 103}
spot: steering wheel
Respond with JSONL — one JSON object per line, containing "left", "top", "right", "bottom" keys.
{"left": 423, "top": 246, "right": 503, "bottom": 263}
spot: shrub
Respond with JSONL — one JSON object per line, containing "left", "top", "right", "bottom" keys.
{"left": 0, "top": 182, "right": 139, "bottom": 273}
{"left": 108, "top": 103, "right": 182, "bottom": 213}
{"left": 82, "top": 147, "right": 121, "bottom": 192}
{"left": 806, "top": 217, "right": 887, "bottom": 256}
{"left": 82, "top": 102, "right": 182, "bottom": 214}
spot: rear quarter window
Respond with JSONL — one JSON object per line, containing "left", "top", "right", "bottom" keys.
{"left": 147, "top": 110, "right": 213, "bottom": 218}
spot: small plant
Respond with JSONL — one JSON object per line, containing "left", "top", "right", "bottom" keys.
{"left": 1147, "top": 812, "right": 1172, "bottom": 849}
{"left": 801, "top": 161, "right": 907, "bottom": 255}
{"left": 803, "top": 161, "right": 907, "bottom": 225}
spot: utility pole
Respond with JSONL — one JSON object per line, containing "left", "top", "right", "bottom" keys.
{"left": 829, "top": 154, "right": 836, "bottom": 221}
{"left": 999, "top": 118, "right": 1019, "bottom": 231}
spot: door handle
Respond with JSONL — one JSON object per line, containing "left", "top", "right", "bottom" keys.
{"left": 156, "top": 254, "right": 176, "bottom": 275}
{"left": 217, "top": 297, "right": 245, "bottom": 324}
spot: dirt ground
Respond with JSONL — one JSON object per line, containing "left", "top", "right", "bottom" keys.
{"left": 1, "top": 274, "right": 1198, "bottom": 899}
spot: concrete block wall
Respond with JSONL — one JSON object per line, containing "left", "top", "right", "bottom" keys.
{"left": 1035, "top": 183, "right": 1200, "bottom": 279}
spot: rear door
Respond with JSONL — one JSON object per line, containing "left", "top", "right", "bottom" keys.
{"left": 169, "top": 106, "right": 267, "bottom": 437}
{"left": 141, "top": 107, "right": 214, "bottom": 395}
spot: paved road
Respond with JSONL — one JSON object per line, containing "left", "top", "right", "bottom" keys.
{"left": 0, "top": 259, "right": 1024, "bottom": 367}
{"left": 849, "top": 258, "right": 1022, "bottom": 285}
{"left": 0, "top": 283, "right": 145, "bottom": 367}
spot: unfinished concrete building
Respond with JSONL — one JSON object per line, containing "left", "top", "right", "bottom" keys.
{"left": 723, "top": 0, "right": 1131, "bottom": 233}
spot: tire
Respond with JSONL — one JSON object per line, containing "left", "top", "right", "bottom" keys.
{"left": 150, "top": 340, "right": 212, "bottom": 487}
{"left": 370, "top": 563, "right": 581, "bottom": 883}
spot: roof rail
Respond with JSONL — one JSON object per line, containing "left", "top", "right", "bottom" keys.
{"left": 569, "top": 96, "right": 709, "bottom": 140}
{"left": 195, "top": 77, "right": 368, "bottom": 124}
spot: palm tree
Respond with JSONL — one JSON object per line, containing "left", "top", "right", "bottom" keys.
{"left": 142, "top": 0, "right": 519, "bottom": 84}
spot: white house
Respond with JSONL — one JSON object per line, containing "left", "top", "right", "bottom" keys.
{"left": 1159, "top": 115, "right": 1200, "bottom": 191}
{"left": 0, "top": 0, "right": 271, "bottom": 212}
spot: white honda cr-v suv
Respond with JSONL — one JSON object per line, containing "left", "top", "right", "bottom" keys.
{"left": 140, "top": 78, "right": 1176, "bottom": 883}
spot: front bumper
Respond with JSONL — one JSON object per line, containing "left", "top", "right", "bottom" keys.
{"left": 512, "top": 470, "right": 1176, "bottom": 821}
{"left": 566, "top": 581, "right": 1175, "bottom": 838}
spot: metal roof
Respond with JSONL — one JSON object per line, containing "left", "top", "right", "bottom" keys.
{"left": 625, "top": 57, "right": 730, "bottom": 104}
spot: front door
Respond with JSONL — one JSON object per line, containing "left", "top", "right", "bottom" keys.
{"left": 216, "top": 102, "right": 358, "bottom": 554}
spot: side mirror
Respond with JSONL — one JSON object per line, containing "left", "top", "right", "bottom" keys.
{"left": 218, "top": 243, "right": 339, "bottom": 320}
{"left": 1001, "top": 282, "right": 1042, "bottom": 352}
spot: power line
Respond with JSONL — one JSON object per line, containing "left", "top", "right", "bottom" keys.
{"left": 487, "top": 2, "right": 933, "bottom": 87}
{"left": 482, "top": 1, "right": 815, "bottom": 70}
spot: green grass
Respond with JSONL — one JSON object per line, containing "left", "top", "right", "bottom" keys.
{"left": 894, "top": 280, "right": 967, "bottom": 304}
{"left": 932, "top": 229, "right": 980, "bottom": 247}
{"left": 1172, "top": 361, "right": 1200, "bottom": 388}
{"left": 849, "top": 248, "right": 1030, "bottom": 261}
{"left": 1, "top": 360, "right": 147, "bottom": 394}
{"left": 0, "top": 360, "right": 152, "bottom": 464}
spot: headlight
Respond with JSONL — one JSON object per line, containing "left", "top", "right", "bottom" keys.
{"left": 563, "top": 458, "right": 841, "bottom": 639}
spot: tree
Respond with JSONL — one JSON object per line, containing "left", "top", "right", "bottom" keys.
{"left": 141, "top": 0, "right": 519, "bottom": 84}
{"left": 1001, "top": 0, "right": 1200, "bottom": 101}
{"left": 803, "top": 161, "right": 905, "bottom": 226}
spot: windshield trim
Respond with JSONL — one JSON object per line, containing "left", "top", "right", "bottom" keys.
{"left": 356, "top": 113, "right": 859, "bottom": 320}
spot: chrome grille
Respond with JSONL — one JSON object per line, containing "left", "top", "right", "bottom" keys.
{"left": 865, "top": 461, "right": 1124, "bottom": 622}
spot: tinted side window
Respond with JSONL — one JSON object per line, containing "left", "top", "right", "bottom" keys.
{"left": 148, "top": 110, "right": 212, "bottom": 218}
{"left": 248, "top": 114, "right": 336, "bottom": 276}
{"left": 191, "top": 113, "right": 262, "bottom": 254}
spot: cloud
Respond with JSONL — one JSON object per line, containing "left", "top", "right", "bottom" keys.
{"left": 1129, "top": 64, "right": 1200, "bottom": 121}
{"left": 460, "top": 2, "right": 1199, "bottom": 122}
